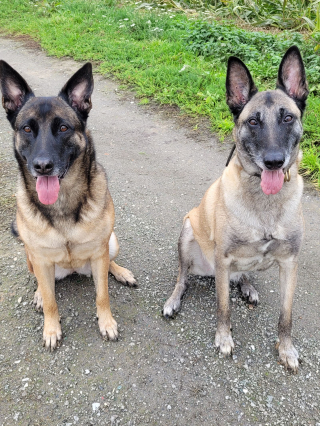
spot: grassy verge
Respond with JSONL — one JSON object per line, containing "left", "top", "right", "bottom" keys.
{"left": 206, "top": 0, "right": 320, "bottom": 31}
{"left": 0, "top": 0, "right": 319, "bottom": 185}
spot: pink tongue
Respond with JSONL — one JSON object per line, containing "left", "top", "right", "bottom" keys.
{"left": 261, "top": 169, "right": 284, "bottom": 195}
{"left": 36, "top": 176, "right": 60, "bottom": 205}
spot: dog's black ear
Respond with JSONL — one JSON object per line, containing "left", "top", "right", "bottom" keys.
{"left": 0, "top": 60, "right": 34, "bottom": 126}
{"left": 276, "top": 46, "right": 308, "bottom": 114}
{"left": 226, "top": 57, "right": 258, "bottom": 119}
{"left": 59, "top": 63, "right": 94, "bottom": 120}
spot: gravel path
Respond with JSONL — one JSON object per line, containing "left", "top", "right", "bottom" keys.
{"left": 0, "top": 37, "right": 320, "bottom": 426}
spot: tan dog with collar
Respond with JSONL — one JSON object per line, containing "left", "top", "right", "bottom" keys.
{"left": 163, "top": 46, "right": 308, "bottom": 372}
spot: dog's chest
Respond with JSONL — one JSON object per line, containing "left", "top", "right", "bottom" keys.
{"left": 58, "top": 229, "right": 107, "bottom": 267}
{"left": 22, "top": 219, "right": 110, "bottom": 269}
{"left": 228, "top": 233, "right": 281, "bottom": 272}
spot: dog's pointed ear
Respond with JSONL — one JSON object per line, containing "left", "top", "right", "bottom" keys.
{"left": 0, "top": 60, "right": 34, "bottom": 126}
{"left": 226, "top": 57, "right": 258, "bottom": 119}
{"left": 276, "top": 46, "right": 308, "bottom": 114}
{"left": 59, "top": 63, "right": 94, "bottom": 120}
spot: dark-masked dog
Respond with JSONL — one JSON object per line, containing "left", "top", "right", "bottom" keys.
{"left": 0, "top": 61, "right": 136, "bottom": 350}
{"left": 163, "top": 46, "right": 308, "bottom": 372}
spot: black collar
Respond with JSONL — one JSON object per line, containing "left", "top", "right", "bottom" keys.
{"left": 225, "top": 143, "right": 236, "bottom": 167}
{"left": 225, "top": 145, "right": 261, "bottom": 178}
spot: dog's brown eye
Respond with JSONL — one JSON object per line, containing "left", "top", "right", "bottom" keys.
{"left": 248, "top": 119, "right": 257, "bottom": 126}
{"left": 284, "top": 115, "right": 293, "bottom": 123}
{"left": 23, "top": 126, "right": 31, "bottom": 133}
{"left": 60, "top": 125, "right": 68, "bottom": 132}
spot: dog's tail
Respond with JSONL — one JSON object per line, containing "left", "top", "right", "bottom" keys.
{"left": 11, "top": 219, "right": 20, "bottom": 238}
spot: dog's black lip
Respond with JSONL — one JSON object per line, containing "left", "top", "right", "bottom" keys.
{"left": 254, "top": 167, "right": 287, "bottom": 179}
{"left": 60, "top": 169, "right": 68, "bottom": 179}
{"left": 33, "top": 174, "right": 61, "bottom": 180}
{"left": 32, "top": 165, "right": 69, "bottom": 180}
{"left": 60, "top": 161, "right": 70, "bottom": 179}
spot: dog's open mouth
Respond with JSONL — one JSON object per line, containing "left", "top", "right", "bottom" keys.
{"left": 260, "top": 169, "right": 284, "bottom": 195}
{"left": 36, "top": 176, "right": 60, "bottom": 205}
{"left": 35, "top": 163, "right": 69, "bottom": 205}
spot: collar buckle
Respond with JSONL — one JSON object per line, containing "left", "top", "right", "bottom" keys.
{"left": 284, "top": 169, "right": 291, "bottom": 182}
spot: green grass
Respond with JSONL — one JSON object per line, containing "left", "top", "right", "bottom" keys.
{"left": 178, "top": 0, "right": 320, "bottom": 32}
{"left": 0, "top": 0, "right": 319, "bottom": 185}
{"left": 208, "top": 0, "right": 320, "bottom": 31}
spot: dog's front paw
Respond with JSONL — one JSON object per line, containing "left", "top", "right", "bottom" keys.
{"left": 43, "top": 320, "right": 62, "bottom": 351}
{"left": 98, "top": 315, "right": 118, "bottom": 341}
{"left": 277, "top": 340, "right": 299, "bottom": 373}
{"left": 33, "top": 289, "right": 43, "bottom": 312}
{"left": 215, "top": 329, "right": 234, "bottom": 356}
{"left": 162, "top": 296, "right": 181, "bottom": 318}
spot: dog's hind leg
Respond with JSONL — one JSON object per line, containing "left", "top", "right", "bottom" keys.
{"left": 33, "top": 288, "right": 43, "bottom": 312}
{"left": 233, "top": 273, "right": 259, "bottom": 305}
{"left": 277, "top": 259, "right": 299, "bottom": 372}
{"left": 11, "top": 219, "right": 19, "bottom": 238}
{"left": 109, "top": 261, "right": 136, "bottom": 286}
{"left": 108, "top": 232, "right": 136, "bottom": 286}
{"left": 25, "top": 252, "right": 34, "bottom": 274}
{"left": 163, "top": 219, "right": 194, "bottom": 318}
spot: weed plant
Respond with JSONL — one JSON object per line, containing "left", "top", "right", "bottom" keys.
{"left": 0, "top": 0, "right": 318, "bottom": 185}
{"left": 183, "top": 0, "right": 320, "bottom": 31}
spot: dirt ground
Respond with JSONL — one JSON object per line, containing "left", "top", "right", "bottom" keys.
{"left": 0, "top": 37, "right": 320, "bottom": 426}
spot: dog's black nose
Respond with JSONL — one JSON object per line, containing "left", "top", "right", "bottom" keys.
{"left": 263, "top": 150, "right": 285, "bottom": 170}
{"left": 33, "top": 157, "right": 54, "bottom": 174}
